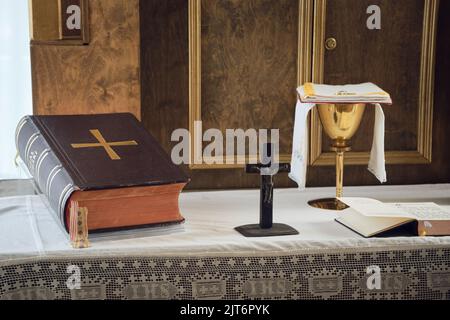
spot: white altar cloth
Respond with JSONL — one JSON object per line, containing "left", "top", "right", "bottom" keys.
{"left": 1, "top": 184, "right": 450, "bottom": 261}
{"left": 1, "top": 183, "right": 450, "bottom": 300}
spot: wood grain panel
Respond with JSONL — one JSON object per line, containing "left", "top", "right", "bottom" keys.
{"left": 323, "top": 0, "right": 424, "bottom": 152}
{"left": 307, "top": 0, "right": 450, "bottom": 187}
{"left": 140, "top": 0, "right": 299, "bottom": 189}
{"left": 140, "top": 0, "right": 189, "bottom": 152}
{"left": 31, "top": 0, "right": 140, "bottom": 118}
{"left": 139, "top": 0, "right": 450, "bottom": 189}
{"left": 201, "top": 0, "right": 298, "bottom": 155}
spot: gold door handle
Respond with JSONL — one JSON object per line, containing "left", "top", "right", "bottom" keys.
{"left": 325, "top": 37, "right": 337, "bottom": 51}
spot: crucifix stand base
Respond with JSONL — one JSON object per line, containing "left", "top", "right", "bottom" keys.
{"left": 235, "top": 223, "right": 299, "bottom": 238}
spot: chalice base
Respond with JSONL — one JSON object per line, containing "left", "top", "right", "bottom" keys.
{"left": 308, "top": 198, "right": 349, "bottom": 211}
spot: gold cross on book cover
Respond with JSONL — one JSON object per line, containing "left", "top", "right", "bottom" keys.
{"left": 71, "top": 129, "right": 138, "bottom": 160}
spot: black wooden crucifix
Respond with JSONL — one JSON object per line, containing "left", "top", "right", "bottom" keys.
{"left": 235, "top": 143, "right": 299, "bottom": 237}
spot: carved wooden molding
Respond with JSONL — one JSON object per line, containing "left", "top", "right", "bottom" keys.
{"left": 188, "top": 0, "right": 313, "bottom": 169}
{"left": 29, "top": 0, "right": 89, "bottom": 45}
{"left": 309, "top": 0, "right": 439, "bottom": 166}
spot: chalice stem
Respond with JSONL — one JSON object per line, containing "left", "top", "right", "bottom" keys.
{"left": 336, "top": 151, "right": 344, "bottom": 198}
{"left": 308, "top": 103, "right": 365, "bottom": 211}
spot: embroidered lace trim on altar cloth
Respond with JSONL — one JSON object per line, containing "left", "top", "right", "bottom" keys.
{"left": 0, "top": 184, "right": 450, "bottom": 300}
{"left": 1, "top": 249, "right": 450, "bottom": 300}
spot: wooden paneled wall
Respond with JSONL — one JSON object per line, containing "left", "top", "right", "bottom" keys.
{"left": 140, "top": 0, "right": 189, "bottom": 153}
{"left": 31, "top": 0, "right": 450, "bottom": 189}
{"left": 307, "top": 0, "right": 450, "bottom": 187}
{"left": 200, "top": 0, "right": 298, "bottom": 155}
{"left": 140, "top": 0, "right": 450, "bottom": 190}
{"left": 140, "top": 0, "right": 298, "bottom": 189}
{"left": 31, "top": 0, "right": 141, "bottom": 118}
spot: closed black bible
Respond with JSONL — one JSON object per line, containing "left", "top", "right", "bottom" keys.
{"left": 16, "top": 113, "right": 189, "bottom": 233}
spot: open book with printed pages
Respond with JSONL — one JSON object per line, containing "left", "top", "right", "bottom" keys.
{"left": 297, "top": 83, "right": 393, "bottom": 104}
{"left": 335, "top": 198, "right": 450, "bottom": 237}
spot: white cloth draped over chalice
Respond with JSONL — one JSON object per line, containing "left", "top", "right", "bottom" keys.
{"left": 289, "top": 83, "right": 392, "bottom": 189}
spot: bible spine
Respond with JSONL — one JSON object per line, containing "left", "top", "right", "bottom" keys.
{"left": 16, "top": 116, "right": 76, "bottom": 227}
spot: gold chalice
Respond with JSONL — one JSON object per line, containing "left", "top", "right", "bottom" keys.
{"left": 308, "top": 103, "right": 366, "bottom": 211}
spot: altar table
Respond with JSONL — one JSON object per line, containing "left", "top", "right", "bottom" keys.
{"left": 0, "top": 181, "right": 449, "bottom": 300}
